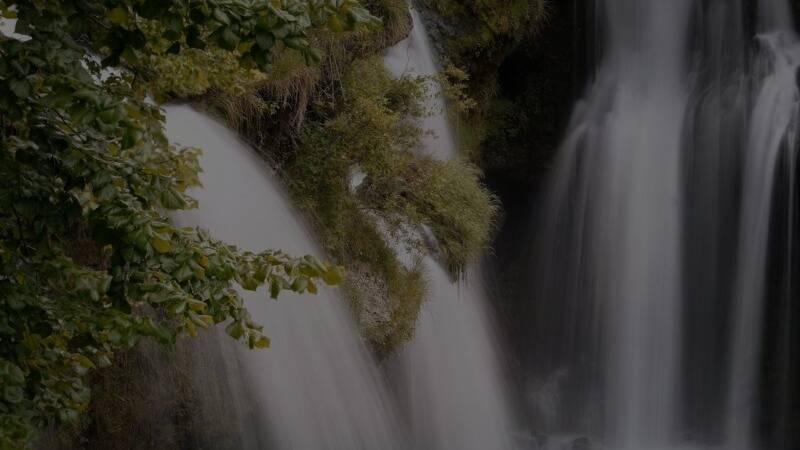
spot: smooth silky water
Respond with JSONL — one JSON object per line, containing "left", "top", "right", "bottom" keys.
{"left": 384, "top": 6, "right": 517, "bottom": 449}
{"left": 527, "top": 1, "right": 800, "bottom": 449}
{"left": 726, "top": 23, "right": 800, "bottom": 450}
{"left": 165, "top": 105, "right": 404, "bottom": 450}
{"left": 154, "top": 1, "right": 800, "bottom": 448}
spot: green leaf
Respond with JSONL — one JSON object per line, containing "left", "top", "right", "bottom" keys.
{"left": 271, "top": 7, "right": 297, "bottom": 23}
{"left": 347, "top": 7, "right": 381, "bottom": 27}
{"left": 269, "top": 278, "right": 281, "bottom": 299}
{"left": 220, "top": 27, "right": 240, "bottom": 50}
{"left": 225, "top": 321, "right": 245, "bottom": 340}
{"left": 253, "top": 334, "right": 270, "bottom": 348}
{"left": 255, "top": 31, "right": 274, "bottom": 50}
{"left": 322, "top": 266, "right": 345, "bottom": 285}
{"left": 169, "top": 301, "right": 187, "bottom": 315}
{"left": 271, "top": 23, "right": 292, "bottom": 39}
{"left": 189, "top": 311, "right": 213, "bottom": 327}
{"left": 327, "top": 14, "right": 343, "bottom": 32}
{"left": 3, "top": 386, "right": 23, "bottom": 404}
{"left": 187, "top": 298, "right": 206, "bottom": 312}
{"left": 74, "top": 355, "right": 95, "bottom": 369}
{"left": 175, "top": 265, "right": 194, "bottom": 282}
{"left": 150, "top": 235, "right": 171, "bottom": 253}
{"left": 241, "top": 275, "right": 258, "bottom": 291}
{"left": 303, "top": 47, "right": 323, "bottom": 66}
{"left": 9, "top": 79, "right": 30, "bottom": 98}
{"left": 284, "top": 37, "right": 308, "bottom": 51}
{"left": 212, "top": 9, "right": 230, "bottom": 25}
{"left": 107, "top": 6, "right": 130, "bottom": 26}
{"left": 291, "top": 277, "right": 308, "bottom": 292}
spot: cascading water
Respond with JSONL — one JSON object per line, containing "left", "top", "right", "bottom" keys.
{"left": 534, "top": 1, "right": 691, "bottom": 447}
{"left": 527, "top": 0, "right": 800, "bottom": 449}
{"left": 391, "top": 261, "right": 515, "bottom": 450}
{"left": 384, "top": 7, "right": 456, "bottom": 160}
{"left": 96, "top": 2, "right": 800, "bottom": 448}
{"left": 726, "top": 11, "right": 800, "bottom": 450}
{"left": 384, "top": 7, "right": 516, "bottom": 449}
{"left": 164, "top": 105, "right": 403, "bottom": 450}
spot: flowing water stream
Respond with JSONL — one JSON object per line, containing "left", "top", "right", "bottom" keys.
{"left": 165, "top": 105, "right": 403, "bottom": 450}
{"left": 153, "top": 2, "right": 800, "bottom": 448}
{"left": 155, "top": 6, "right": 517, "bottom": 448}
{"left": 384, "top": 8, "right": 516, "bottom": 449}
{"left": 726, "top": 23, "right": 800, "bottom": 450}
{"left": 527, "top": 1, "right": 800, "bottom": 449}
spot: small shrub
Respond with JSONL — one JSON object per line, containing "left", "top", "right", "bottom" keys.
{"left": 288, "top": 56, "right": 497, "bottom": 279}
{"left": 146, "top": 48, "right": 265, "bottom": 99}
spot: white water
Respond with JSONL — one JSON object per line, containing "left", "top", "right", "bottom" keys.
{"left": 384, "top": 7, "right": 516, "bottom": 449}
{"left": 532, "top": 1, "right": 800, "bottom": 449}
{"left": 725, "top": 30, "right": 800, "bottom": 450}
{"left": 165, "top": 105, "right": 403, "bottom": 450}
{"left": 151, "top": 2, "right": 800, "bottom": 448}
{"left": 393, "top": 261, "right": 515, "bottom": 450}
{"left": 553, "top": 2, "right": 691, "bottom": 447}
{"left": 384, "top": 6, "right": 455, "bottom": 161}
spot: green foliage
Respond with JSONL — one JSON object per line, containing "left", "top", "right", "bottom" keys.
{"left": 417, "top": 0, "right": 548, "bottom": 166}
{"left": 279, "top": 56, "right": 496, "bottom": 354}
{"left": 137, "top": 0, "right": 382, "bottom": 99}
{"left": 328, "top": 58, "right": 496, "bottom": 273}
{"left": 361, "top": 157, "right": 499, "bottom": 275}
{"left": 0, "top": 0, "right": 377, "bottom": 447}
{"left": 146, "top": 48, "right": 265, "bottom": 99}
{"left": 206, "top": 11, "right": 495, "bottom": 352}
{"left": 298, "top": 58, "right": 495, "bottom": 353}
{"left": 88, "top": 0, "right": 378, "bottom": 70}
{"left": 419, "top": 0, "right": 547, "bottom": 63}
{"left": 436, "top": 64, "right": 477, "bottom": 116}
{"left": 359, "top": 0, "right": 411, "bottom": 49}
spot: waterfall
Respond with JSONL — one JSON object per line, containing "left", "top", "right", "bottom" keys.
{"left": 529, "top": 0, "right": 800, "bottom": 449}
{"left": 164, "top": 105, "right": 403, "bottom": 450}
{"left": 384, "top": 7, "right": 516, "bottom": 449}
{"left": 725, "top": 19, "right": 800, "bottom": 450}
{"left": 538, "top": 1, "right": 691, "bottom": 447}
{"left": 384, "top": 7, "right": 456, "bottom": 161}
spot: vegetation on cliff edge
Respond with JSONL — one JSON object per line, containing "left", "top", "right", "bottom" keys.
{"left": 0, "top": 1, "right": 377, "bottom": 446}
{"left": 208, "top": 38, "right": 497, "bottom": 355}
